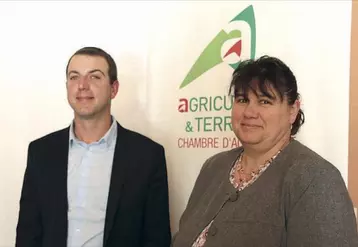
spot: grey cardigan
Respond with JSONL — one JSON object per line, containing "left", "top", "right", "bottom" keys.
{"left": 172, "top": 140, "right": 358, "bottom": 247}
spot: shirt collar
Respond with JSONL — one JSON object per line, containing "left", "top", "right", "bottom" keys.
{"left": 69, "top": 115, "right": 117, "bottom": 148}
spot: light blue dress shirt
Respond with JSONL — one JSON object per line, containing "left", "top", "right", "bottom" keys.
{"left": 67, "top": 118, "right": 117, "bottom": 247}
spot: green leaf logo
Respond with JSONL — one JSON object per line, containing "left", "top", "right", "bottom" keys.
{"left": 179, "top": 5, "right": 256, "bottom": 89}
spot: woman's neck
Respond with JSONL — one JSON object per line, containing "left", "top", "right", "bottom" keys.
{"left": 241, "top": 136, "right": 292, "bottom": 171}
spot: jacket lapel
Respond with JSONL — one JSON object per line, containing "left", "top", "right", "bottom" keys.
{"left": 46, "top": 127, "right": 70, "bottom": 244}
{"left": 103, "top": 123, "right": 129, "bottom": 246}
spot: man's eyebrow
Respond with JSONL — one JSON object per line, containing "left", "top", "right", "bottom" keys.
{"left": 88, "top": 69, "right": 105, "bottom": 76}
{"left": 68, "top": 70, "right": 79, "bottom": 75}
{"left": 67, "top": 69, "right": 105, "bottom": 76}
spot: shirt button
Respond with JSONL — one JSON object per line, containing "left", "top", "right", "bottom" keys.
{"left": 229, "top": 191, "right": 239, "bottom": 202}
{"left": 76, "top": 228, "right": 80, "bottom": 233}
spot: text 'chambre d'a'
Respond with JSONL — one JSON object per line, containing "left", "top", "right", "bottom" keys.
{"left": 177, "top": 95, "right": 241, "bottom": 149}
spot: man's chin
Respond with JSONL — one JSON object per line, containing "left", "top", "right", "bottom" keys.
{"left": 75, "top": 111, "right": 97, "bottom": 120}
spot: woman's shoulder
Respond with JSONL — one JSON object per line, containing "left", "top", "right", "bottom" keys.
{"left": 281, "top": 140, "right": 344, "bottom": 190}
{"left": 200, "top": 146, "right": 244, "bottom": 172}
{"left": 283, "top": 140, "right": 339, "bottom": 171}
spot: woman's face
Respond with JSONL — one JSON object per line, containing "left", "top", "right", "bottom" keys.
{"left": 231, "top": 85, "right": 299, "bottom": 150}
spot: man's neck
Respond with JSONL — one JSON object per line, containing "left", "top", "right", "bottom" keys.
{"left": 73, "top": 114, "right": 112, "bottom": 144}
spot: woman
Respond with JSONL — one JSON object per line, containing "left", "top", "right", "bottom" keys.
{"left": 172, "top": 56, "right": 358, "bottom": 247}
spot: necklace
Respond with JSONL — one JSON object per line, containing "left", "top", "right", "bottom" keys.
{"left": 235, "top": 138, "right": 292, "bottom": 182}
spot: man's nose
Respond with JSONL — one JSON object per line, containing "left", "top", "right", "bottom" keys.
{"left": 78, "top": 76, "right": 90, "bottom": 90}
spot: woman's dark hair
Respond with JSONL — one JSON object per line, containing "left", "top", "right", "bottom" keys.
{"left": 229, "top": 55, "right": 304, "bottom": 135}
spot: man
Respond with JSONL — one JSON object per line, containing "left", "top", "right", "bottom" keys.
{"left": 16, "top": 47, "right": 171, "bottom": 247}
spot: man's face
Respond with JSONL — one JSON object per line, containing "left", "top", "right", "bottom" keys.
{"left": 66, "top": 55, "right": 118, "bottom": 120}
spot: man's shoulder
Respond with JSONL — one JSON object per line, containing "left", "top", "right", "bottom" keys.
{"left": 29, "top": 127, "right": 69, "bottom": 148}
{"left": 118, "top": 124, "right": 163, "bottom": 150}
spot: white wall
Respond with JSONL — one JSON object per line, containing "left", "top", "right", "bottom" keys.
{"left": 0, "top": 1, "right": 352, "bottom": 245}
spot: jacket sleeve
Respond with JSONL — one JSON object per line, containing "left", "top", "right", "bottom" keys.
{"left": 16, "top": 142, "right": 42, "bottom": 247}
{"left": 285, "top": 163, "right": 358, "bottom": 246}
{"left": 142, "top": 145, "right": 171, "bottom": 247}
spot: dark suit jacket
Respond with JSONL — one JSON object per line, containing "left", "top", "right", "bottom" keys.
{"left": 16, "top": 122, "right": 171, "bottom": 247}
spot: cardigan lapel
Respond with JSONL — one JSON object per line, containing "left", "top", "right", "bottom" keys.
{"left": 187, "top": 148, "right": 242, "bottom": 245}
